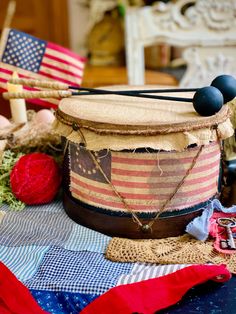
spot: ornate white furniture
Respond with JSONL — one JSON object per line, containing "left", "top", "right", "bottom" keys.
{"left": 125, "top": 0, "right": 236, "bottom": 87}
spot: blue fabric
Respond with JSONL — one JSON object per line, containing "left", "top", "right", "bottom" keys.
{"left": 186, "top": 199, "right": 236, "bottom": 240}
{"left": 0, "top": 207, "right": 74, "bottom": 247}
{"left": 31, "top": 289, "right": 98, "bottom": 314}
{"left": 0, "top": 245, "right": 50, "bottom": 281}
{"left": 0, "top": 201, "right": 110, "bottom": 254}
{"left": 25, "top": 246, "right": 133, "bottom": 294}
{"left": 64, "top": 223, "right": 111, "bottom": 254}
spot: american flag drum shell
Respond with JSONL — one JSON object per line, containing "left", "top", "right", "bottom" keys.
{"left": 54, "top": 86, "right": 234, "bottom": 239}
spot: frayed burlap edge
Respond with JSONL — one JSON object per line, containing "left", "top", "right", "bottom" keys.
{"left": 53, "top": 117, "right": 233, "bottom": 152}
{"left": 105, "top": 234, "right": 236, "bottom": 274}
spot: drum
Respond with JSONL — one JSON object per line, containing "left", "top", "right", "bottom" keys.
{"left": 54, "top": 86, "right": 233, "bottom": 239}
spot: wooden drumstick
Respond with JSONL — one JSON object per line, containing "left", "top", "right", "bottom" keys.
{"left": 5, "top": 76, "right": 235, "bottom": 116}
{"left": 3, "top": 90, "right": 193, "bottom": 102}
{"left": 8, "top": 78, "right": 68, "bottom": 90}
{"left": 8, "top": 78, "right": 197, "bottom": 94}
{"left": 3, "top": 90, "right": 72, "bottom": 100}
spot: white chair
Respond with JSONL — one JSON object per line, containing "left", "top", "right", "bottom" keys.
{"left": 125, "top": 0, "right": 236, "bottom": 87}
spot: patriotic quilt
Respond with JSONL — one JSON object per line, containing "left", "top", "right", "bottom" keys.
{"left": 0, "top": 28, "right": 86, "bottom": 108}
{"left": 0, "top": 201, "right": 235, "bottom": 313}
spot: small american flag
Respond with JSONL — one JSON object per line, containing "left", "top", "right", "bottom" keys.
{"left": 0, "top": 28, "right": 86, "bottom": 108}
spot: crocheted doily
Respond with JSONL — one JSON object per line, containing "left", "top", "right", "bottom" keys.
{"left": 106, "top": 234, "right": 236, "bottom": 274}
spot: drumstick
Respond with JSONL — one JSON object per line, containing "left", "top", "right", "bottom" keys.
{"left": 3, "top": 90, "right": 193, "bottom": 102}
{"left": 5, "top": 76, "right": 235, "bottom": 116}
{"left": 8, "top": 78, "right": 197, "bottom": 94}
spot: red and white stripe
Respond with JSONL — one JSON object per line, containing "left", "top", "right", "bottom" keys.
{"left": 0, "top": 41, "right": 86, "bottom": 109}
{"left": 70, "top": 142, "right": 220, "bottom": 213}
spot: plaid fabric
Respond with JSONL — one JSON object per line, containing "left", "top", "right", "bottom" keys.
{"left": 25, "top": 247, "right": 133, "bottom": 294}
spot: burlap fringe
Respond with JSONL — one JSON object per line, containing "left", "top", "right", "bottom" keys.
{"left": 52, "top": 119, "right": 82, "bottom": 144}
{"left": 53, "top": 117, "right": 234, "bottom": 152}
{"left": 105, "top": 234, "right": 236, "bottom": 274}
{"left": 224, "top": 99, "right": 236, "bottom": 161}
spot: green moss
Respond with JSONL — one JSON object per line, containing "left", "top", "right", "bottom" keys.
{"left": 0, "top": 150, "right": 25, "bottom": 210}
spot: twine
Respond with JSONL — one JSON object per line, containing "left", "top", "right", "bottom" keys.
{"left": 87, "top": 143, "right": 204, "bottom": 233}
{"left": 3, "top": 90, "right": 72, "bottom": 100}
{"left": 55, "top": 106, "right": 231, "bottom": 136}
{"left": 8, "top": 78, "right": 68, "bottom": 90}
{"left": 87, "top": 150, "right": 143, "bottom": 228}
{"left": 148, "top": 145, "right": 204, "bottom": 229}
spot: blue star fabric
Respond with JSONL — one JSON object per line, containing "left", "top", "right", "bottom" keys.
{"left": 31, "top": 290, "right": 98, "bottom": 314}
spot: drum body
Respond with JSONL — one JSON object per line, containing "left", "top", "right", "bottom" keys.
{"left": 54, "top": 86, "right": 233, "bottom": 239}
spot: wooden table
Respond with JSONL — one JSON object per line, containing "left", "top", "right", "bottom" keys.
{"left": 82, "top": 66, "right": 178, "bottom": 87}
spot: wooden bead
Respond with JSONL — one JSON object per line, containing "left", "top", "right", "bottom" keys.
{"left": 193, "top": 86, "right": 223, "bottom": 116}
{"left": 211, "top": 75, "right": 236, "bottom": 103}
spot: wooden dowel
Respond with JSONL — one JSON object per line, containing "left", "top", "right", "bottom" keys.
{"left": 3, "top": 90, "right": 72, "bottom": 100}
{"left": 8, "top": 78, "right": 68, "bottom": 90}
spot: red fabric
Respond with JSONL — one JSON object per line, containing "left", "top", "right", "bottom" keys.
{"left": 81, "top": 264, "right": 231, "bottom": 314}
{"left": 10, "top": 153, "right": 61, "bottom": 205}
{"left": 0, "top": 262, "right": 48, "bottom": 314}
{"left": 209, "top": 212, "right": 236, "bottom": 254}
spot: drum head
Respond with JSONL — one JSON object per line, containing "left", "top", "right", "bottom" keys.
{"left": 57, "top": 86, "right": 230, "bottom": 135}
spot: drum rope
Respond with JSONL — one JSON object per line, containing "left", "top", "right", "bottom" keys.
{"left": 87, "top": 150, "right": 143, "bottom": 227}
{"left": 87, "top": 144, "right": 204, "bottom": 233}
{"left": 148, "top": 144, "right": 204, "bottom": 229}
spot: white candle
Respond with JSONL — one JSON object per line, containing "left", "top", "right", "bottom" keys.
{"left": 7, "top": 72, "right": 27, "bottom": 123}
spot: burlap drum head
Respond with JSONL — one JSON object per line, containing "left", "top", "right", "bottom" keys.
{"left": 54, "top": 86, "right": 233, "bottom": 151}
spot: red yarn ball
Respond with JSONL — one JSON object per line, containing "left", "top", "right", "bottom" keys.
{"left": 10, "top": 153, "right": 61, "bottom": 205}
